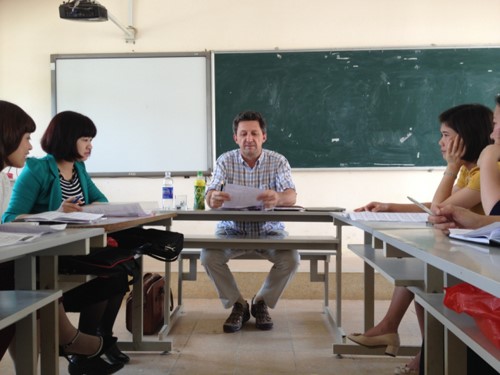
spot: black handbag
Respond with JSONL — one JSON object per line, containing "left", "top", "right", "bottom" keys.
{"left": 58, "top": 246, "right": 140, "bottom": 284}
{"left": 111, "top": 228, "right": 184, "bottom": 262}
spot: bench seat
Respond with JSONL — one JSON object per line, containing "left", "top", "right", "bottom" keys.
{"left": 183, "top": 234, "right": 339, "bottom": 250}
{"left": 177, "top": 234, "right": 339, "bottom": 312}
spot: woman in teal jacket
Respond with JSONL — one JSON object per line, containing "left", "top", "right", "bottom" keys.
{"left": 3, "top": 154, "right": 107, "bottom": 222}
{"left": 4, "top": 111, "right": 130, "bottom": 371}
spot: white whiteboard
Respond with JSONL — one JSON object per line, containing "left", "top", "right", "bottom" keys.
{"left": 52, "top": 53, "right": 212, "bottom": 176}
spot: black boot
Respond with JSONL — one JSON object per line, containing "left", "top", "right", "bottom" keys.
{"left": 67, "top": 355, "right": 124, "bottom": 375}
{"left": 103, "top": 341, "right": 130, "bottom": 364}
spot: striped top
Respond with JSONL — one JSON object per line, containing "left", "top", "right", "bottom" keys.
{"left": 59, "top": 169, "right": 85, "bottom": 204}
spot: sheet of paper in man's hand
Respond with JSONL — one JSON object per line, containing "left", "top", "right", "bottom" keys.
{"left": 221, "top": 183, "right": 263, "bottom": 209}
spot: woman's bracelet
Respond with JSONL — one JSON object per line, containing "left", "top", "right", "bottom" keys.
{"left": 443, "top": 170, "right": 457, "bottom": 178}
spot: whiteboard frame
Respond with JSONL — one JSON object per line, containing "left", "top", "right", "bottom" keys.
{"left": 50, "top": 52, "right": 213, "bottom": 177}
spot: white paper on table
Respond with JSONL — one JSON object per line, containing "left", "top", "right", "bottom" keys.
{"left": 82, "top": 202, "right": 150, "bottom": 217}
{"left": 24, "top": 211, "right": 104, "bottom": 223}
{"left": 0, "top": 223, "right": 67, "bottom": 247}
{"left": 221, "top": 183, "right": 264, "bottom": 209}
{"left": 0, "top": 232, "right": 42, "bottom": 246}
{"left": 0, "top": 222, "right": 67, "bottom": 233}
{"left": 347, "top": 211, "right": 429, "bottom": 222}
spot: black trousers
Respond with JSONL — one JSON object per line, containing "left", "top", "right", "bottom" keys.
{"left": 62, "top": 272, "right": 129, "bottom": 312}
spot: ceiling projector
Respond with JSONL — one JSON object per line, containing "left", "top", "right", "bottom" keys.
{"left": 59, "top": 1, "right": 108, "bottom": 21}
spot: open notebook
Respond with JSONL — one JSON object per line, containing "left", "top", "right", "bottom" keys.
{"left": 449, "top": 222, "right": 500, "bottom": 246}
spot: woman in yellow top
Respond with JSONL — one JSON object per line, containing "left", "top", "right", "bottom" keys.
{"left": 433, "top": 95, "right": 500, "bottom": 229}
{"left": 351, "top": 103, "right": 494, "bottom": 374}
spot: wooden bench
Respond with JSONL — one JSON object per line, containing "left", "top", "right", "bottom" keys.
{"left": 176, "top": 234, "right": 339, "bottom": 325}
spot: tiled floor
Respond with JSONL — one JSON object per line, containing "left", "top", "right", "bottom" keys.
{"left": 0, "top": 299, "right": 421, "bottom": 374}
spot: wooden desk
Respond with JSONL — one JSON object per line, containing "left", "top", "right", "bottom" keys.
{"left": 1, "top": 228, "right": 104, "bottom": 375}
{"left": 374, "top": 228, "right": 500, "bottom": 375}
{"left": 170, "top": 209, "right": 344, "bottom": 343}
{"left": 70, "top": 212, "right": 176, "bottom": 353}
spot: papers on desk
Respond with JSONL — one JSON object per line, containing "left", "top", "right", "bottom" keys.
{"left": 23, "top": 211, "right": 104, "bottom": 224}
{"left": 345, "top": 211, "right": 429, "bottom": 222}
{"left": 449, "top": 222, "right": 500, "bottom": 246}
{"left": 273, "top": 206, "right": 305, "bottom": 211}
{"left": 305, "top": 207, "right": 345, "bottom": 212}
{"left": 81, "top": 202, "right": 150, "bottom": 217}
{"left": 0, "top": 222, "right": 67, "bottom": 246}
{"left": 221, "top": 184, "right": 263, "bottom": 210}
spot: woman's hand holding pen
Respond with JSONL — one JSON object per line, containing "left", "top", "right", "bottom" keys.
{"left": 58, "top": 196, "right": 83, "bottom": 213}
{"left": 428, "top": 204, "right": 488, "bottom": 232}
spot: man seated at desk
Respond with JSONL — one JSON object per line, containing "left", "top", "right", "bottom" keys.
{"left": 202, "top": 110, "right": 300, "bottom": 333}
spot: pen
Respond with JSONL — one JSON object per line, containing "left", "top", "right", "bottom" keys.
{"left": 219, "top": 182, "right": 224, "bottom": 191}
{"left": 71, "top": 195, "right": 82, "bottom": 204}
{"left": 407, "top": 196, "right": 434, "bottom": 215}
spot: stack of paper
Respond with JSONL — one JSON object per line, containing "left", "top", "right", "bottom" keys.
{"left": 82, "top": 203, "right": 150, "bottom": 217}
{"left": 273, "top": 206, "right": 305, "bottom": 212}
{"left": 23, "top": 211, "right": 103, "bottom": 224}
{"left": 346, "top": 212, "right": 429, "bottom": 222}
{"left": 221, "top": 184, "right": 263, "bottom": 210}
{"left": 0, "top": 222, "right": 66, "bottom": 246}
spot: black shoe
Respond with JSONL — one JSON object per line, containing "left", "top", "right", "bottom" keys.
{"left": 251, "top": 298, "right": 273, "bottom": 330}
{"left": 103, "top": 342, "right": 130, "bottom": 364}
{"left": 223, "top": 301, "right": 250, "bottom": 333}
{"left": 67, "top": 355, "right": 124, "bottom": 375}
{"left": 60, "top": 331, "right": 117, "bottom": 360}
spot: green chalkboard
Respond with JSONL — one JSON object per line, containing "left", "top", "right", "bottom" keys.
{"left": 214, "top": 49, "right": 500, "bottom": 168}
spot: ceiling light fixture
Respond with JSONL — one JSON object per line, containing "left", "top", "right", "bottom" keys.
{"left": 59, "top": 0, "right": 136, "bottom": 43}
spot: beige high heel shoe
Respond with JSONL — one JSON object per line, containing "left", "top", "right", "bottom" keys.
{"left": 347, "top": 332, "right": 400, "bottom": 356}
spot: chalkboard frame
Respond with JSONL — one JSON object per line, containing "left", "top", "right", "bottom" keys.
{"left": 213, "top": 47, "right": 500, "bottom": 170}
{"left": 51, "top": 52, "right": 212, "bottom": 177}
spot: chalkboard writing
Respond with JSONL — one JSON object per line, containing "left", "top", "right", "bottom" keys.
{"left": 215, "top": 49, "right": 500, "bottom": 168}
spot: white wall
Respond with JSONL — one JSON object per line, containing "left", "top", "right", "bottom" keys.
{"left": 2, "top": 0, "right": 500, "bottom": 269}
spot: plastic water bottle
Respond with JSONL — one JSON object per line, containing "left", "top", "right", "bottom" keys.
{"left": 161, "top": 171, "right": 174, "bottom": 210}
{"left": 193, "top": 171, "right": 206, "bottom": 210}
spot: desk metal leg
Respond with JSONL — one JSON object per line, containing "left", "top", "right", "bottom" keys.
{"left": 39, "top": 256, "right": 60, "bottom": 375}
{"left": 335, "top": 223, "right": 343, "bottom": 330}
{"left": 424, "top": 264, "right": 444, "bottom": 375}
{"left": 364, "top": 262, "right": 375, "bottom": 332}
{"left": 14, "top": 256, "right": 38, "bottom": 375}
{"left": 446, "top": 329, "right": 467, "bottom": 375}
{"left": 363, "top": 232, "right": 375, "bottom": 331}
